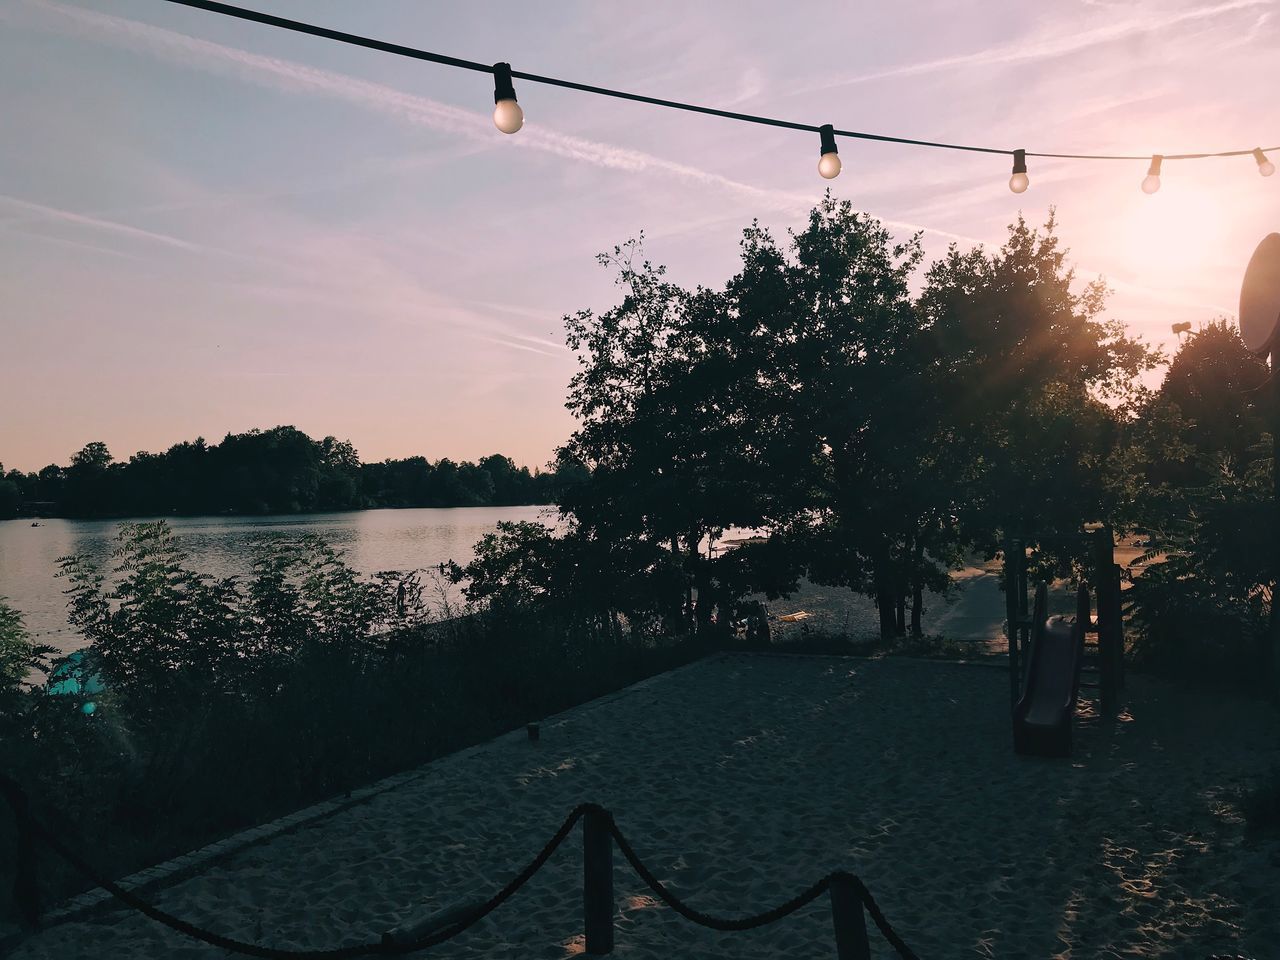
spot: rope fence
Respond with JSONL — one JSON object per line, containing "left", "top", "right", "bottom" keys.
{"left": 2, "top": 774, "right": 1261, "bottom": 959}
{"left": 1, "top": 774, "right": 910, "bottom": 958}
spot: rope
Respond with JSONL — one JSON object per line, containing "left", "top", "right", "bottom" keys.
{"left": 155, "top": 0, "right": 1277, "bottom": 164}
{"left": 0, "top": 773, "right": 589, "bottom": 959}
{"left": 838, "top": 872, "right": 921, "bottom": 960}
{"left": 606, "top": 813, "right": 918, "bottom": 958}
{"left": 606, "top": 813, "right": 831, "bottom": 931}
{"left": 3, "top": 776, "right": 919, "bottom": 958}
{"left": 388, "top": 803, "right": 589, "bottom": 952}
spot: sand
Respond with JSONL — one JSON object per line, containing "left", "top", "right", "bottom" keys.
{"left": 762, "top": 563, "right": 1012, "bottom": 651}
{"left": 10, "top": 654, "right": 1280, "bottom": 959}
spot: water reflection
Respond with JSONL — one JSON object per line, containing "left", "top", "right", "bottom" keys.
{"left": 0, "top": 505, "right": 553, "bottom": 653}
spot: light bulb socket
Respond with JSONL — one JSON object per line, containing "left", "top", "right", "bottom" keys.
{"left": 1011, "top": 149, "right": 1027, "bottom": 176}
{"left": 1146, "top": 154, "right": 1163, "bottom": 177}
{"left": 819, "top": 124, "right": 838, "bottom": 157}
{"left": 1253, "top": 147, "right": 1270, "bottom": 167}
{"left": 493, "top": 62, "right": 517, "bottom": 104}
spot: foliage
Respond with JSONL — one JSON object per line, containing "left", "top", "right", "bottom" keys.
{"left": 553, "top": 201, "right": 1158, "bottom": 642}
{"left": 918, "top": 212, "right": 1157, "bottom": 555}
{"left": 56, "top": 523, "right": 421, "bottom": 714}
{"left": 2, "top": 428, "right": 571, "bottom": 518}
{"left": 1118, "top": 322, "right": 1274, "bottom": 685}
{"left": 0, "top": 597, "right": 53, "bottom": 701}
{"left": 0, "top": 524, "right": 698, "bottom": 923}
{"left": 0, "top": 468, "right": 19, "bottom": 520}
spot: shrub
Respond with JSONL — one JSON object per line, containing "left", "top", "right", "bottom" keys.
{"left": 0, "top": 523, "right": 700, "bottom": 923}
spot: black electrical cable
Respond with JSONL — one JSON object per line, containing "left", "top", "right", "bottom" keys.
{"left": 156, "top": 0, "right": 1276, "bottom": 164}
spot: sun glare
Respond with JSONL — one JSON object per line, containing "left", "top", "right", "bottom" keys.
{"left": 1113, "top": 184, "right": 1232, "bottom": 291}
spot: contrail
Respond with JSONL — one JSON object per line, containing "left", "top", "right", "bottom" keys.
{"left": 27, "top": 0, "right": 810, "bottom": 213}
{"left": 23, "top": 0, "right": 990, "bottom": 247}
{"left": 0, "top": 194, "right": 206, "bottom": 252}
{"left": 793, "top": 0, "right": 1266, "bottom": 93}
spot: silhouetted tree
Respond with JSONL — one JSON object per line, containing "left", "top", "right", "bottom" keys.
{"left": 3, "top": 430, "right": 564, "bottom": 517}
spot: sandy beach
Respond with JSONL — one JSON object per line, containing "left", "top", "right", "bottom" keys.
{"left": 11, "top": 653, "right": 1280, "bottom": 959}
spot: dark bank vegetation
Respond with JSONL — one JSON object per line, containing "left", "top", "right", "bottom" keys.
{"left": 0, "top": 429, "right": 585, "bottom": 519}
{"left": 3, "top": 196, "right": 1277, "bottom": 923}
{"left": 0, "top": 523, "right": 703, "bottom": 920}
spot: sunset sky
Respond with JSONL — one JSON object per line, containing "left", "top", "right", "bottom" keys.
{"left": 1, "top": 0, "right": 1276, "bottom": 472}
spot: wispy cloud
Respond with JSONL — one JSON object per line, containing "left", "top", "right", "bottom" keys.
{"left": 6, "top": 230, "right": 151, "bottom": 264}
{"left": 0, "top": 193, "right": 206, "bottom": 252}
{"left": 794, "top": 0, "right": 1266, "bottom": 92}
{"left": 12, "top": 0, "right": 1231, "bottom": 339}
{"left": 22, "top": 0, "right": 1005, "bottom": 255}
{"left": 27, "top": 0, "right": 814, "bottom": 214}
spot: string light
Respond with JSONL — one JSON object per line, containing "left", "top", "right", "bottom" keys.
{"left": 156, "top": 0, "right": 1280, "bottom": 198}
{"left": 1008, "top": 149, "right": 1029, "bottom": 194}
{"left": 492, "top": 62, "right": 523, "bottom": 134}
{"left": 1254, "top": 148, "right": 1275, "bottom": 178}
{"left": 818, "top": 124, "right": 841, "bottom": 180}
{"left": 1141, "top": 155, "right": 1162, "bottom": 195}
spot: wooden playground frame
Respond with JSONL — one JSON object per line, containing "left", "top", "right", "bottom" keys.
{"left": 1003, "top": 526, "right": 1125, "bottom": 716}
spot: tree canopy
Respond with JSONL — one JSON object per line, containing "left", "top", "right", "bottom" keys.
{"left": 1, "top": 427, "right": 570, "bottom": 519}
{"left": 495, "top": 198, "right": 1158, "bottom": 642}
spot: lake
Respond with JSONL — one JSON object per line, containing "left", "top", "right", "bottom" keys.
{"left": 0, "top": 506, "right": 552, "bottom": 655}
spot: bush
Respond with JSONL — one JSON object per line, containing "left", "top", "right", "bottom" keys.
{"left": 0, "top": 523, "right": 702, "bottom": 923}
{"left": 1125, "top": 463, "right": 1272, "bottom": 687}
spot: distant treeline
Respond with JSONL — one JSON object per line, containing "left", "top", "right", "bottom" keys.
{"left": 0, "top": 426, "right": 584, "bottom": 519}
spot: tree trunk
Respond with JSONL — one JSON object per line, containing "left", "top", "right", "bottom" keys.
{"left": 908, "top": 534, "right": 925, "bottom": 638}
{"left": 876, "top": 590, "right": 896, "bottom": 640}
{"left": 895, "top": 595, "right": 906, "bottom": 637}
{"left": 691, "top": 536, "right": 712, "bottom": 634}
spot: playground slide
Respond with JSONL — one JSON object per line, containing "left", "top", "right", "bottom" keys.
{"left": 1012, "top": 594, "right": 1086, "bottom": 757}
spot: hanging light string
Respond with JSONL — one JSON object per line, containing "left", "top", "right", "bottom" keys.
{"left": 158, "top": 0, "right": 1277, "bottom": 191}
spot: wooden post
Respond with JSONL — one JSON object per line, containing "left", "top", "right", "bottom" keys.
{"left": 828, "top": 874, "right": 871, "bottom": 960}
{"left": 1272, "top": 345, "right": 1280, "bottom": 697}
{"left": 1016, "top": 542, "right": 1029, "bottom": 659}
{"left": 1076, "top": 583, "right": 1091, "bottom": 636}
{"left": 1111, "top": 561, "right": 1125, "bottom": 693}
{"left": 583, "top": 807, "right": 613, "bottom": 955}
{"left": 1075, "top": 583, "right": 1092, "bottom": 702}
{"left": 1004, "top": 539, "right": 1021, "bottom": 707}
{"left": 1094, "top": 529, "right": 1118, "bottom": 715}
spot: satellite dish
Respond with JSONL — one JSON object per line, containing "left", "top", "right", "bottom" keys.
{"left": 1239, "top": 232, "right": 1280, "bottom": 355}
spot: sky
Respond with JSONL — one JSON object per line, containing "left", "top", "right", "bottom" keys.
{"left": 1, "top": 0, "right": 1276, "bottom": 473}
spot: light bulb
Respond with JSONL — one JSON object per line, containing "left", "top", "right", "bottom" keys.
{"left": 491, "top": 62, "right": 522, "bottom": 135}
{"left": 1007, "top": 149, "right": 1029, "bottom": 194}
{"left": 493, "top": 98, "right": 524, "bottom": 134}
{"left": 1254, "top": 148, "right": 1275, "bottom": 177}
{"left": 1141, "top": 154, "right": 1163, "bottom": 195}
{"left": 816, "top": 123, "right": 840, "bottom": 180}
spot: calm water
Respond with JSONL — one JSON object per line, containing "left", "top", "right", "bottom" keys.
{"left": 0, "top": 506, "right": 551, "bottom": 654}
